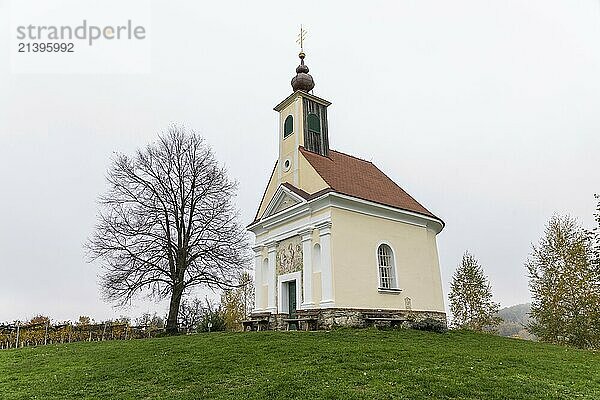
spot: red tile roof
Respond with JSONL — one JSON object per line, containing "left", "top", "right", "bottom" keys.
{"left": 281, "top": 182, "right": 312, "bottom": 200}
{"left": 299, "top": 147, "right": 442, "bottom": 223}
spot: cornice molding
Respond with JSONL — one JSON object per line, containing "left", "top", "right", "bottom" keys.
{"left": 248, "top": 190, "right": 444, "bottom": 235}
{"left": 273, "top": 90, "right": 332, "bottom": 112}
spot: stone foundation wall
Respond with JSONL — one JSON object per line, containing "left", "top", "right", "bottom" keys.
{"left": 266, "top": 308, "right": 447, "bottom": 331}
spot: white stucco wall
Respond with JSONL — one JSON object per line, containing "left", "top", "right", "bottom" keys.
{"left": 330, "top": 207, "right": 445, "bottom": 312}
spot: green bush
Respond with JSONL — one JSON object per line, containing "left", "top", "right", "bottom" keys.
{"left": 411, "top": 318, "right": 447, "bottom": 333}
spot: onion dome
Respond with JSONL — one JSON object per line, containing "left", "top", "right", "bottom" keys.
{"left": 291, "top": 52, "right": 315, "bottom": 92}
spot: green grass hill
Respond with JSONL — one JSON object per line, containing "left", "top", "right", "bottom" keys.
{"left": 1, "top": 328, "right": 598, "bottom": 399}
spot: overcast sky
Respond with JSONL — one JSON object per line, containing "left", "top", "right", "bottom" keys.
{"left": 1, "top": 0, "right": 599, "bottom": 322}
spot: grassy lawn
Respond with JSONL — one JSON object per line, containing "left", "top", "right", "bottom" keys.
{"left": 1, "top": 328, "right": 599, "bottom": 399}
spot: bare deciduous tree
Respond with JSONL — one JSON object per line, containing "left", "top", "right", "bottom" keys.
{"left": 86, "top": 124, "right": 249, "bottom": 333}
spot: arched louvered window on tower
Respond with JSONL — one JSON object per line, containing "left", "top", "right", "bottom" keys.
{"left": 284, "top": 115, "right": 293, "bottom": 138}
{"left": 306, "top": 113, "right": 322, "bottom": 154}
{"left": 307, "top": 113, "right": 320, "bottom": 132}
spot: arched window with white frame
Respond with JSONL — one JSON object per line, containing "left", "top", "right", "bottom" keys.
{"left": 377, "top": 244, "right": 397, "bottom": 289}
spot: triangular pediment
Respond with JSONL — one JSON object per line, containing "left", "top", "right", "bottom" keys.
{"left": 261, "top": 185, "right": 307, "bottom": 219}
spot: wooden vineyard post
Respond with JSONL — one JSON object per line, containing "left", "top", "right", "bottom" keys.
{"left": 44, "top": 321, "right": 49, "bottom": 345}
{"left": 15, "top": 322, "right": 20, "bottom": 349}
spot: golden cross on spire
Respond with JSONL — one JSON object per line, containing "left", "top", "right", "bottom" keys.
{"left": 296, "top": 25, "right": 307, "bottom": 51}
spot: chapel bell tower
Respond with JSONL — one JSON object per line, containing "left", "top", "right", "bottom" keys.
{"left": 273, "top": 47, "right": 331, "bottom": 186}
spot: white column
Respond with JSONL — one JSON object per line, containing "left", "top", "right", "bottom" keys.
{"left": 317, "top": 221, "right": 334, "bottom": 308}
{"left": 299, "top": 228, "right": 314, "bottom": 309}
{"left": 266, "top": 242, "right": 277, "bottom": 314}
{"left": 252, "top": 246, "right": 263, "bottom": 312}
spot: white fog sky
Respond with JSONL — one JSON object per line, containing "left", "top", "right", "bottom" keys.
{"left": 0, "top": 1, "right": 599, "bottom": 322}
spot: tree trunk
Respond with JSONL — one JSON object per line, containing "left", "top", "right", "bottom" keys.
{"left": 166, "top": 284, "right": 184, "bottom": 334}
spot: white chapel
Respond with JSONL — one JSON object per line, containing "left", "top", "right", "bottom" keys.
{"left": 246, "top": 48, "right": 446, "bottom": 330}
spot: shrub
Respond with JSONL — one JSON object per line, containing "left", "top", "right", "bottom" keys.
{"left": 411, "top": 318, "right": 447, "bottom": 333}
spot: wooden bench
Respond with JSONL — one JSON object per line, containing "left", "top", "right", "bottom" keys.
{"left": 363, "top": 316, "right": 408, "bottom": 328}
{"left": 241, "top": 319, "right": 269, "bottom": 331}
{"left": 296, "top": 310, "right": 320, "bottom": 331}
{"left": 282, "top": 318, "right": 318, "bottom": 331}
{"left": 242, "top": 320, "right": 256, "bottom": 331}
{"left": 242, "top": 313, "right": 271, "bottom": 331}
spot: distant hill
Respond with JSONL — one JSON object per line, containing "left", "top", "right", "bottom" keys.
{"left": 496, "top": 303, "right": 536, "bottom": 340}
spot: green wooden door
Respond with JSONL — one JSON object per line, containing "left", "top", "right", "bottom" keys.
{"left": 288, "top": 281, "right": 297, "bottom": 318}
